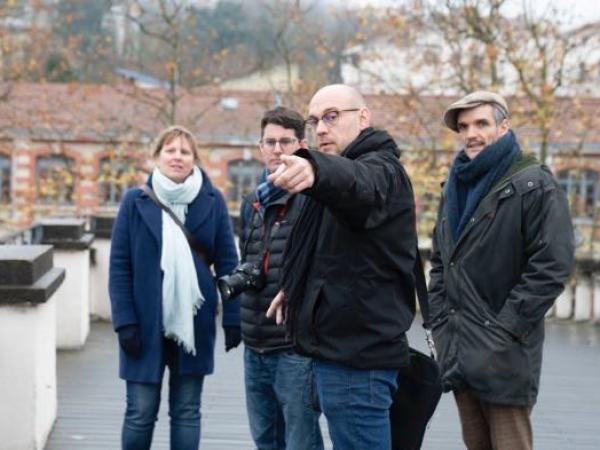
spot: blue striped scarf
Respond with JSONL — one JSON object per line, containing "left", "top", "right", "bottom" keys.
{"left": 255, "top": 169, "right": 287, "bottom": 216}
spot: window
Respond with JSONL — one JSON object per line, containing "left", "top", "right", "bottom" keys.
{"left": 227, "top": 159, "right": 264, "bottom": 209}
{"left": 36, "top": 155, "right": 75, "bottom": 205}
{"left": 558, "top": 169, "right": 599, "bottom": 219}
{"left": 98, "top": 156, "right": 140, "bottom": 205}
{"left": 0, "top": 155, "right": 10, "bottom": 203}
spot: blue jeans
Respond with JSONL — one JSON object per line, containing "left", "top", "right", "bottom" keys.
{"left": 122, "top": 341, "right": 205, "bottom": 450}
{"left": 313, "top": 360, "right": 398, "bottom": 450}
{"left": 244, "top": 347, "right": 324, "bottom": 450}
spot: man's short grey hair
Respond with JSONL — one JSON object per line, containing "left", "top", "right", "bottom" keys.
{"left": 491, "top": 103, "right": 507, "bottom": 125}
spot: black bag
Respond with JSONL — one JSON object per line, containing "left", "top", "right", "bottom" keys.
{"left": 390, "top": 250, "right": 443, "bottom": 450}
{"left": 391, "top": 347, "right": 442, "bottom": 450}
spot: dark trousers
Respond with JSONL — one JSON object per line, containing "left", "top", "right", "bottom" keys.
{"left": 454, "top": 390, "right": 533, "bottom": 450}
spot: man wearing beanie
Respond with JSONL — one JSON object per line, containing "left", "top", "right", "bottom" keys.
{"left": 428, "top": 91, "right": 574, "bottom": 449}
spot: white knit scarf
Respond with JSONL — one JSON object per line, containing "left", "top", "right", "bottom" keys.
{"left": 152, "top": 166, "right": 203, "bottom": 355}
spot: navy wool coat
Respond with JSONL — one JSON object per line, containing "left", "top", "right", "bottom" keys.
{"left": 109, "top": 173, "right": 240, "bottom": 383}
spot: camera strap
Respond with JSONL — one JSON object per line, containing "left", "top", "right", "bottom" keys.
{"left": 261, "top": 202, "right": 289, "bottom": 272}
{"left": 140, "top": 184, "right": 213, "bottom": 266}
{"left": 245, "top": 199, "right": 289, "bottom": 273}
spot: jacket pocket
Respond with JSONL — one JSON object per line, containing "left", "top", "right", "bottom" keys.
{"left": 460, "top": 310, "right": 531, "bottom": 399}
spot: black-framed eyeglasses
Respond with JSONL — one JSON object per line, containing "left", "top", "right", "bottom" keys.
{"left": 305, "top": 109, "right": 360, "bottom": 128}
{"left": 260, "top": 137, "right": 298, "bottom": 150}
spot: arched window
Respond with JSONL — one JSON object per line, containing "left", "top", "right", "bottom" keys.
{"left": 227, "top": 159, "right": 264, "bottom": 209}
{"left": 0, "top": 155, "right": 10, "bottom": 204}
{"left": 557, "top": 169, "right": 599, "bottom": 219}
{"left": 36, "top": 155, "right": 75, "bottom": 205}
{"left": 98, "top": 156, "right": 141, "bottom": 205}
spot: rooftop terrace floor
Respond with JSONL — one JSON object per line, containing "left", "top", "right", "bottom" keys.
{"left": 46, "top": 319, "right": 600, "bottom": 449}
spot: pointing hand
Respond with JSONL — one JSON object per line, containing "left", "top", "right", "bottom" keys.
{"left": 267, "top": 155, "right": 315, "bottom": 193}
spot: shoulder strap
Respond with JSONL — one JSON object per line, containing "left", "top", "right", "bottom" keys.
{"left": 403, "top": 174, "right": 437, "bottom": 356}
{"left": 413, "top": 249, "right": 429, "bottom": 325}
{"left": 413, "top": 247, "right": 437, "bottom": 358}
{"left": 140, "top": 185, "right": 212, "bottom": 266}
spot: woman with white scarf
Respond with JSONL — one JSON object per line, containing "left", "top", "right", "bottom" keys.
{"left": 109, "top": 125, "right": 241, "bottom": 450}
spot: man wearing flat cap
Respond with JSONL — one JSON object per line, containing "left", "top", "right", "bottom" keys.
{"left": 428, "top": 91, "right": 574, "bottom": 450}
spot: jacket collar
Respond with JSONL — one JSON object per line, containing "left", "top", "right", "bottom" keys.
{"left": 342, "top": 127, "right": 399, "bottom": 160}
{"left": 444, "top": 154, "right": 539, "bottom": 258}
{"left": 135, "top": 191, "right": 162, "bottom": 245}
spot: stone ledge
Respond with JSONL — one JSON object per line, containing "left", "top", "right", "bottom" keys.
{"left": 42, "top": 233, "right": 95, "bottom": 250}
{"left": 37, "top": 218, "right": 86, "bottom": 241}
{"left": 90, "top": 215, "right": 115, "bottom": 239}
{"left": 0, "top": 245, "right": 54, "bottom": 285}
{"left": 0, "top": 267, "right": 65, "bottom": 304}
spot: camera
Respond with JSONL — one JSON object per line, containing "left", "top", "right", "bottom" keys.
{"left": 217, "top": 261, "right": 266, "bottom": 301}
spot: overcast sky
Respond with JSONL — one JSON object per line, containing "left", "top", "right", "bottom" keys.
{"left": 503, "top": 0, "right": 600, "bottom": 26}
{"left": 344, "top": 0, "right": 600, "bottom": 26}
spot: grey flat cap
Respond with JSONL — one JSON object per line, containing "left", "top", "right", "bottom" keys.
{"left": 443, "top": 91, "right": 509, "bottom": 132}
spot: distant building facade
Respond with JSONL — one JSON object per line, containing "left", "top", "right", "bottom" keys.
{"left": 0, "top": 83, "right": 598, "bottom": 243}
{"left": 341, "top": 22, "right": 600, "bottom": 98}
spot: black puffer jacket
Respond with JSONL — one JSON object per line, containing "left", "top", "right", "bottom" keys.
{"left": 239, "top": 193, "right": 304, "bottom": 352}
{"left": 429, "top": 153, "right": 574, "bottom": 406}
{"left": 292, "top": 128, "right": 418, "bottom": 369}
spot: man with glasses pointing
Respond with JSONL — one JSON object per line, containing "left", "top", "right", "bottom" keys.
{"left": 239, "top": 106, "right": 323, "bottom": 450}
{"left": 267, "top": 84, "right": 418, "bottom": 449}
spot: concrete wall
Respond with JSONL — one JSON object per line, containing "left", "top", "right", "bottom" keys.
{"left": 90, "top": 238, "right": 112, "bottom": 321}
{"left": 0, "top": 298, "right": 57, "bottom": 450}
{"left": 54, "top": 250, "right": 90, "bottom": 348}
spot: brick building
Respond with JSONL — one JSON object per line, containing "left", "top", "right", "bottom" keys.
{"left": 0, "top": 82, "right": 599, "bottom": 241}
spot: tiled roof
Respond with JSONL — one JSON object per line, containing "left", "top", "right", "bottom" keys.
{"left": 1, "top": 82, "right": 599, "bottom": 153}
{"left": 0, "top": 83, "right": 279, "bottom": 145}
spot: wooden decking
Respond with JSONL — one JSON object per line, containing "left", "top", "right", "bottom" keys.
{"left": 45, "top": 319, "right": 600, "bottom": 449}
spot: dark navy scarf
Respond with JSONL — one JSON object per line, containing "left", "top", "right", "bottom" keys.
{"left": 255, "top": 169, "right": 287, "bottom": 217}
{"left": 446, "top": 129, "right": 520, "bottom": 242}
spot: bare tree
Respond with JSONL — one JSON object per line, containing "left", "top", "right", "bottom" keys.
{"left": 424, "top": 0, "right": 591, "bottom": 163}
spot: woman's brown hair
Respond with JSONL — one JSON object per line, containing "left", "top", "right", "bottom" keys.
{"left": 151, "top": 125, "right": 200, "bottom": 162}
